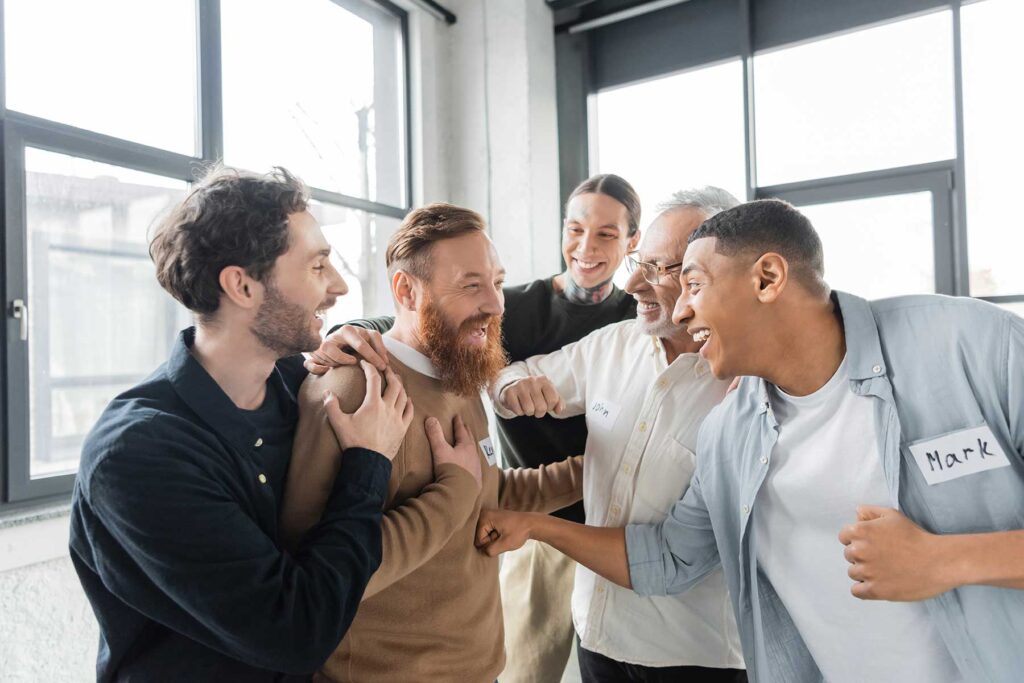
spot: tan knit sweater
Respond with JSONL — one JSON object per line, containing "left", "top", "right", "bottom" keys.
{"left": 282, "top": 354, "right": 584, "bottom": 683}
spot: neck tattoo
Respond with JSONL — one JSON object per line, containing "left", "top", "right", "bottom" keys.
{"left": 562, "top": 271, "right": 615, "bottom": 305}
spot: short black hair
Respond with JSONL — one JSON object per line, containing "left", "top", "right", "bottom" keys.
{"left": 688, "top": 199, "right": 827, "bottom": 295}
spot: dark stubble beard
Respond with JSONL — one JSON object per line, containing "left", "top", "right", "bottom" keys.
{"left": 420, "top": 299, "right": 507, "bottom": 396}
{"left": 251, "top": 279, "right": 322, "bottom": 357}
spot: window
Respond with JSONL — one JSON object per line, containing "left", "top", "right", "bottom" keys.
{"left": 222, "top": 0, "right": 406, "bottom": 206}
{"left": 592, "top": 59, "right": 746, "bottom": 286}
{"left": 797, "top": 194, "right": 936, "bottom": 300}
{"left": 5, "top": 0, "right": 198, "bottom": 155}
{"left": 24, "top": 150, "right": 189, "bottom": 478}
{"left": 2, "top": 0, "right": 410, "bottom": 506}
{"left": 754, "top": 10, "right": 956, "bottom": 187}
{"left": 961, "top": 0, "right": 1024, "bottom": 298}
{"left": 579, "top": 1, "right": 1017, "bottom": 309}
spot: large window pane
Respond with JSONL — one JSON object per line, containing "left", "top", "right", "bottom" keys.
{"left": 222, "top": 0, "right": 406, "bottom": 206}
{"left": 754, "top": 11, "right": 955, "bottom": 186}
{"left": 592, "top": 59, "right": 747, "bottom": 286}
{"left": 4, "top": 0, "right": 197, "bottom": 155}
{"left": 311, "top": 201, "right": 401, "bottom": 327}
{"left": 962, "top": 0, "right": 1024, "bottom": 296}
{"left": 797, "top": 193, "right": 935, "bottom": 300}
{"left": 25, "top": 149, "right": 189, "bottom": 477}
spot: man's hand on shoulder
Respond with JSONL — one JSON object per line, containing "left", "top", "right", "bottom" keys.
{"left": 424, "top": 415, "right": 482, "bottom": 489}
{"left": 498, "top": 376, "right": 564, "bottom": 418}
{"left": 321, "top": 361, "right": 413, "bottom": 460}
{"left": 305, "top": 325, "right": 389, "bottom": 375}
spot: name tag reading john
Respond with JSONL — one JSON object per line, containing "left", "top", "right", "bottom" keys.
{"left": 588, "top": 397, "right": 621, "bottom": 432}
{"left": 908, "top": 425, "right": 1011, "bottom": 486}
{"left": 478, "top": 437, "right": 497, "bottom": 467}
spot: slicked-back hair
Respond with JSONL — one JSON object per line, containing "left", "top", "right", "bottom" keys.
{"left": 149, "top": 165, "right": 309, "bottom": 321}
{"left": 565, "top": 173, "right": 642, "bottom": 236}
{"left": 689, "top": 199, "right": 828, "bottom": 296}
{"left": 385, "top": 202, "right": 487, "bottom": 282}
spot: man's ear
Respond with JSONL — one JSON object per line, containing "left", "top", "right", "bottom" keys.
{"left": 218, "top": 266, "right": 261, "bottom": 310}
{"left": 392, "top": 270, "right": 420, "bottom": 311}
{"left": 752, "top": 252, "right": 788, "bottom": 303}
{"left": 627, "top": 229, "right": 641, "bottom": 252}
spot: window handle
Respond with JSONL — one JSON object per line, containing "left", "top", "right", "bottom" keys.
{"left": 9, "top": 299, "right": 28, "bottom": 341}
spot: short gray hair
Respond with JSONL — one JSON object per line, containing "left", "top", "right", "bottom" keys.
{"left": 656, "top": 186, "right": 741, "bottom": 220}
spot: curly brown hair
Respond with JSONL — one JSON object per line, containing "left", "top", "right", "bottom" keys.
{"left": 149, "top": 165, "right": 309, "bottom": 320}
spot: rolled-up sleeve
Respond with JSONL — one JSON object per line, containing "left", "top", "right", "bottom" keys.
{"left": 625, "top": 470, "right": 721, "bottom": 597}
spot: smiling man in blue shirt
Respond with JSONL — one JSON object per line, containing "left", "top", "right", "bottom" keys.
{"left": 477, "top": 199, "right": 1024, "bottom": 682}
{"left": 69, "top": 166, "right": 414, "bottom": 682}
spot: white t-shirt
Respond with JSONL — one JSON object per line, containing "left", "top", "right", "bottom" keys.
{"left": 752, "top": 356, "right": 962, "bottom": 683}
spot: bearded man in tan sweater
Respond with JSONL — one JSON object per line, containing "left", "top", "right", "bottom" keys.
{"left": 279, "top": 203, "right": 584, "bottom": 682}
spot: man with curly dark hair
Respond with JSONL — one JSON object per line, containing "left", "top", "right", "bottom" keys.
{"left": 70, "top": 165, "right": 414, "bottom": 682}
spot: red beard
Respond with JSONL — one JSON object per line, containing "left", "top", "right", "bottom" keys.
{"left": 420, "top": 300, "right": 507, "bottom": 396}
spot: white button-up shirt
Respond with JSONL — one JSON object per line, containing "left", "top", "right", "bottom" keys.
{"left": 492, "top": 320, "right": 744, "bottom": 668}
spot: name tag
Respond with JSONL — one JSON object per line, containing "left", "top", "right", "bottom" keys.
{"left": 907, "top": 425, "right": 1011, "bottom": 485}
{"left": 588, "top": 397, "right": 621, "bottom": 432}
{"left": 478, "top": 437, "right": 497, "bottom": 467}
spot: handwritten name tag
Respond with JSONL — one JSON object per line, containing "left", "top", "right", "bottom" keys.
{"left": 907, "top": 425, "right": 1011, "bottom": 486}
{"left": 478, "top": 437, "right": 497, "bottom": 467}
{"left": 588, "top": 397, "right": 621, "bottom": 432}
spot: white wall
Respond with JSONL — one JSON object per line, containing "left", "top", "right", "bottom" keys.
{"left": 0, "top": 2, "right": 561, "bottom": 679}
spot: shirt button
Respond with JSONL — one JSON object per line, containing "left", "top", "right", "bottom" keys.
{"left": 610, "top": 504, "right": 621, "bottom": 515}
{"left": 638, "top": 422, "right": 647, "bottom": 432}
{"left": 657, "top": 380, "right": 667, "bottom": 389}
{"left": 623, "top": 464, "right": 632, "bottom": 475}
{"left": 760, "top": 456, "right": 768, "bottom": 464}
{"left": 872, "top": 365, "right": 882, "bottom": 374}
{"left": 258, "top": 473, "right": 267, "bottom": 484}
{"left": 254, "top": 437, "right": 264, "bottom": 448}
{"left": 596, "top": 586, "right": 605, "bottom": 594}
{"left": 741, "top": 504, "right": 750, "bottom": 514}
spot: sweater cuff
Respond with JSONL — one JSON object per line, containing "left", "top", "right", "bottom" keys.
{"left": 333, "top": 447, "right": 392, "bottom": 499}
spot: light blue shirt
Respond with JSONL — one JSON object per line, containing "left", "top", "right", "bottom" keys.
{"left": 626, "top": 291, "right": 1024, "bottom": 683}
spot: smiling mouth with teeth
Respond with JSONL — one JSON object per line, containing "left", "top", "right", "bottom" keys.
{"left": 574, "top": 258, "right": 603, "bottom": 269}
{"left": 692, "top": 329, "right": 711, "bottom": 343}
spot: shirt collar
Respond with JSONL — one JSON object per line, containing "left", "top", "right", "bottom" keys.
{"left": 649, "top": 332, "right": 712, "bottom": 377}
{"left": 383, "top": 335, "right": 440, "bottom": 379}
{"left": 166, "top": 327, "right": 295, "bottom": 455}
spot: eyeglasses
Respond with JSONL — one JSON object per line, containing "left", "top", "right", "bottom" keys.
{"left": 625, "top": 251, "right": 683, "bottom": 285}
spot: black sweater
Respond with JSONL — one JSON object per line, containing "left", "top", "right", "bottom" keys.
{"left": 69, "top": 328, "right": 391, "bottom": 681}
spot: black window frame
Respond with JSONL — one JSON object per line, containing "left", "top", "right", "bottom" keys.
{"left": 0, "top": 0, "right": 412, "bottom": 510}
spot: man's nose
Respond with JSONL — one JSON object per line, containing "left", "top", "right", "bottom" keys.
{"left": 577, "top": 230, "right": 599, "bottom": 255}
{"left": 623, "top": 266, "right": 646, "bottom": 296}
{"left": 672, "top": 292, "right": 693, "bottom": 326}
{"left": 481, "top": 282, "right": 504, "bottom": 317}
{"left": 329, "top": 269, "right": 349, "bottom": 297}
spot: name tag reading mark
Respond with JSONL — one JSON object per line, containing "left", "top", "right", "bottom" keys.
{"left": 478, "top": 437, "right": 497, "bottom": 467}
{"left": 588, "top": 398, "right": 621, "bottom": 432}
{"left": 908, "top": 424, "right": 1011, "bottom": 486}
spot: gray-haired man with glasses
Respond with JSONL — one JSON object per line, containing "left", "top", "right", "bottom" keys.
{"left": 490, "top": 187, "right": 748, "bottom": 682}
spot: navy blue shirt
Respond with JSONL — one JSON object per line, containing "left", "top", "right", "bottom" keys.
{"left": 69, "top": 328, "right": 392, "bottom": 682}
